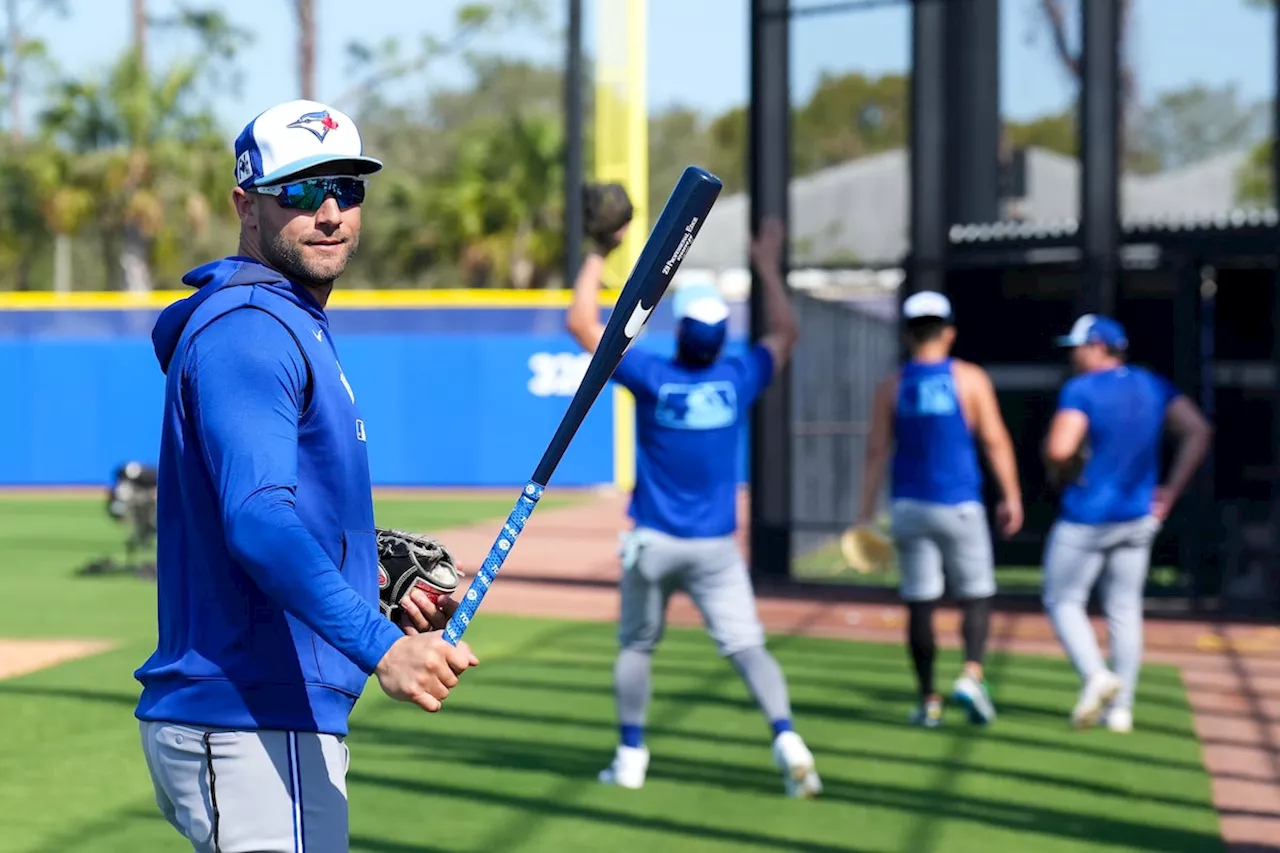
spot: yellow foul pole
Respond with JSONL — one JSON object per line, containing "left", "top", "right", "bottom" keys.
{"left": 594, "top": 0, "right": 647, "bottom": 492}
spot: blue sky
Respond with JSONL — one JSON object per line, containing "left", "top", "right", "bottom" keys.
{"left": 19, "top": 0, "right": 1277, "bottom": 138}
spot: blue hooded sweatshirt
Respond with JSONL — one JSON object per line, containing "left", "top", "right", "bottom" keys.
{"left": 134, "top": 257, "right": 404, "bottom": 737}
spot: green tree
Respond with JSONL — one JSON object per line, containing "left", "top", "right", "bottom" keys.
{"left": 0, "top": 0, "right": 66, "bottom": 139}
{"left": 37, "top": 10, "right": 250, "bottom": 290}
{"left": 1005, "top": 110, "right": 1076, "bottom": 157}
{"left": 1037, "top": 0, "right": 1140, "bottom": 160}
{"left": 646, "top": 106, "right": 721, "bottom": 219}
{"left": 0, "top": 0, "right": 66, "bottom": 289}
{"left": 791, "top": 71, "right": 909, "bottom": 175}
{"left": 1235, "top": 0, "right": 1274, "bottom": 205}
{"left": 336, "top": 0, "right": 549, "bottom": 113}
{"left": 352, "top": 54, "right": 566, "bottom": 288}
{"left": 1235, "top": 138, "right": 1271, "bottom": 206}
{"left": 293, "top": 0, "right": 316, "bottom": 99}
{"left": 1130, "top": 83, "right": 1268, "bottom": 173}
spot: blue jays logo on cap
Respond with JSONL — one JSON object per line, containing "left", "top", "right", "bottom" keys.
{"left": 233, "top": 99, "right": 383, "bottom": 189}
{"left": 287, "top": 110, "right": 340, "bottom": 143}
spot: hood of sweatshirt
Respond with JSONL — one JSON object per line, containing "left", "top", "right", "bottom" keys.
{"left": 152, "top": 256, "right": 329, "bottom": 374}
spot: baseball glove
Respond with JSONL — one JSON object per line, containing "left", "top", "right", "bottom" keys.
{"left": 839, "top": 524, "right": 894, "bottom": 575}
{"left": 375, "top": 528, "right": 462, "bottom": 624}
{"left": 583, "top": 181, "right": 634, "bottom": 256}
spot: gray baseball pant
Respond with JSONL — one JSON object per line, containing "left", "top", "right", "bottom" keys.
{"left": 139, "top": 720, "right": 349, "bottom": 853}
{"left": 890, "top": 499, "right": 997, "bottom": 602}
{"left": 614, "top": 526, "right": 792, "bottom": 727}
{"left": 1041, "top": 515, "right": 1162, "bottom": 710}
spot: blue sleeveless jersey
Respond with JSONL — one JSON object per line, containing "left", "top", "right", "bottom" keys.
{"left": 891, "top": 359, "right": 983, "bottom": 504}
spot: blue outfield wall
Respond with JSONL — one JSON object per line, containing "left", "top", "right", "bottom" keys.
{"left": 0, "top": 296, "right": 752, "bottom": 487}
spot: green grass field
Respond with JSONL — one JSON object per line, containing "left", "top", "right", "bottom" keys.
{"left": 0, "top": 497, "right": 1223, "bottom": 853}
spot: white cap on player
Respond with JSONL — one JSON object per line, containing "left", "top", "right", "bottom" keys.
{"left": 902, "top": 290, "right": 953, "bottom": 321}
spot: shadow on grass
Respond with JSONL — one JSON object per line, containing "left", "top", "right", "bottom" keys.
{"left": 0, "top": 682, "right": 138, "bottom": 707}
{"left": 358, "top": 697, "right": 1210, "bottom": 777}
{"left": 521, "top": 648, "right": 1192, "bottom": 705}
{"left": 348, "top": 766, "right": 1222, "bottom": 853}
{"left": 352, "top": 723, "right": 1217, "bottom": 814}
{"left": 351, "top": 836, "right": 453, "bottom": 853}
{"left": 23, "top": 804, "right": 167, "bottom": 853}
{"left": 540, "top": 632, "right": 1192, "bottom": 698}
{"left": 348, "top": 770, "right": 876, "bottom": 853}
{"left": 463, "top": 672, "right": 1200, "bottom": 741}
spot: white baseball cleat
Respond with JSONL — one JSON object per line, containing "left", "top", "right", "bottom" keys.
{"left": 771, "top": 731, "right": 823, "bottom": 799}
{"left": 953, "top": 673, "right": 997, "bottom": 725}
{"left": 1071, "top": 670, "right": 1123, "bottom": 729}
{"left": 597, "top": 744, "right": 649, "bottom": 789}
{"left": 1103, "top": 706, "right": 1133, "bottom": 733}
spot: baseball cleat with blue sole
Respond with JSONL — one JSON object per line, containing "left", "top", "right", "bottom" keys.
{"left": 952, "top": 673, "right": 996, "bottom": 725}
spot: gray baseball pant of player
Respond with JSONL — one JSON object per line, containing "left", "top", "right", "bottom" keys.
{"left": 890, "top": 499, "right": 997, "bottom": 602}
{"left": 614, "top": 526, "right": 791, "bottom": 726}
{"left": 139, "top": 720, "right": 349, "bottom": 853}
{"left": 1041, "top": 515, "right": 1161, "bottom": 710}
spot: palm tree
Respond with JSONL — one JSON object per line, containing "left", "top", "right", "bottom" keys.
{"left": 38, "top": 48, "right": 232, "bottom": 290}
{"left": 294, "top": 0, "right": 315, "bottom": 99}
{"left": 406, "top": 112, "right": 563, "bottom": 288}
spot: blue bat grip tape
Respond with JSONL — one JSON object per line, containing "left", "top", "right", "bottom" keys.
{"left": 441, "top": 480, "right": 544, "bottom": 645}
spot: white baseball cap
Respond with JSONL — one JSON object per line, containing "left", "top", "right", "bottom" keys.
{"left": 233, "top": 99, "right": 383, "bottom": 189}
{"left": 672, "top": 282, "right": 730, "bottom": 325}
{"left": 902, "top": 290, "right": 952, "bottom": 321}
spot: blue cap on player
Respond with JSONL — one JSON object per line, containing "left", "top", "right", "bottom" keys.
{"left": 233, "top": 99, "right": 384, "bottom": 189}
{"left": 672, "top": 281, "right": 729, "bottom": 361}
{"left": 1055, "top": 314, "right": 1129, "bottom": 350}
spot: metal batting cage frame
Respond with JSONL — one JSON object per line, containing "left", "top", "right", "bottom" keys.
{"left": 745, "top": 0, "right": 1280, "bottom": 618}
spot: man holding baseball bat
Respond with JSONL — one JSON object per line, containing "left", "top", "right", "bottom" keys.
{"left": 134, "top": 99, "right": 477, "bottom": 853}
{"left": 566, "top": 184, "right": 820, "bottom": 798}
{"left": 857, "top": 290, "right": 1022, "bottom": 729}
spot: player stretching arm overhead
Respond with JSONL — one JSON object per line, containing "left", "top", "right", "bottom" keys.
{"left": 565, "top": 191, "right": 816, "bottom": 797}
{"left": 1041, "top": 314, "right": 1211, "bottom": 733}
{"left": 857, "top": 291, "right": 1022, "bottom": 729}
{"left": 134, "top": 100, "right": 478, "bottom": 853}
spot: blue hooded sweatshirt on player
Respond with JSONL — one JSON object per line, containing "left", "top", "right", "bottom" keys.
{"left": 134, "top": 256, "right": 404, "bottom": 737}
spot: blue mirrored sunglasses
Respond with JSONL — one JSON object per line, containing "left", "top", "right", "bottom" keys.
{"left": 253, "top": 176, "right": 367, "bottom": 211}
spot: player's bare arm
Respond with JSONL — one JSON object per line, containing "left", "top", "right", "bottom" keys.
{"left": 566, "top": 251, "right": 613, "bottom": 353}
{"left": 856, "top": 371, "right": 899, "bottom": 525}
{"left": 1153, "top": 396, "right": 1213, "bottom": 519}
{"left": 957, "top": 361, "right": 1023, "bottom": 537}
{"left": 566, "top": 182, "right": 636, "bottom": 353}
{"left": 1043, "top": 408, "right": 1090, "bottom": 488}
{"left": 749, "top": 217, "right": 799, "bottom": 375}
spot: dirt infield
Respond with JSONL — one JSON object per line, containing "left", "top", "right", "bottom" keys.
{"left": 0, "top": 638, "right": 115, "bottom": 680}
{"left": 440, "top": 489, "right": 1280, "bottom": 853}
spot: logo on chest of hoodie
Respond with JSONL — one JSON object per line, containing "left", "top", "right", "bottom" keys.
{"left": 335, "top": 362, "right": 365, "bottom": 441}
{"left": 337, "top": 362, "right": 355, "bottom": 404}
